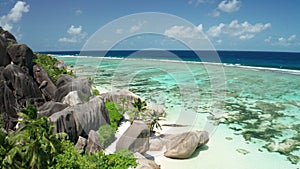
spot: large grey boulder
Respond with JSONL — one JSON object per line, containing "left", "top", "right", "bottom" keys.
{"left": 134, "top": 152, "right": 160, "bottom": 169}
{"left": 54, "top": 74, "right": 92, "bottom": 102}
{"left": 86, "top": 130, "right": 102, "bottom": 153}
{"left": 163, "top": 130, "right": 209, "bottom": 159}
{"left": 75, "top": 136, "right": 87, "bottom": 151}
{"left": 7, "top": 44, "right": 34, "bottom": 72}
{"left": 100, "top": 89, "right": 141, "bottom": 104}
{"left": 54, "top": 60, "right": 67, "bottom": 69}
{"left": 33, "top": 64, "right": 57, "bottom": 100}
{"left": 116, "top": 120, "right": 150, "bottom": 154}
{"left": 38, "top": 101, "right": 68, "bottom": 117}
{"left": 0, "top": 27, "right": 17, "bottom": 43}
{"left": 0, "top": 36, "right": 10, "bottom": 67}
{"left": 0, "top": 79, "right": 19, "bottom": 129}
{"left": 3, "top": 64, "right": 43, "bottom": 106}
{"left": 62, "top": 91, "right": 82, "bottom": 106}
{"left": 49, "top": 96, "right": 110, "bottom": 142}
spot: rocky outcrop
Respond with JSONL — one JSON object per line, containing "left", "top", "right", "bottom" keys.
{"left": 134, "top": 152, "right": 160, "bottom": 169}
{"left": 54, "top": 75, "right": 92, "bottom": 102}
{"left": 62, "top": 91, "right": 82, "bottom": 106}
{"left": 49, "top": 96, "right": 110, "bottom": 142}
{"left": 33, "top": 64, "right": 57, "bottom": 100}
{"left": 163, "top": 131, "right": 209, "bottom": 159}
{"left": 86, "top": 130, "right": 102, "bottom": 153}
{"left": 3, "top": 64, "right": 43, "bottom": 107}
{"left": 0, "top": 27, "right": 16, "bottom": 43}
{"left": 75, "top": 136, "right": 87, "bottom": 151}
{"left": 116, "top": 120, "right": 150, "bottom": 154}
{"left": 54, "top": 60, "right": 67, "bottom": 69}
{"left": 37, "top": 101, "right": 68, "bottom": 117}
{"left": 0, "top": 36, "right": 10, "bottom": 67}
{"left": 100, "top": 89, "right": 141, "bottom": 104}
{"left": 7, "top": 44, "right": 34, "bottom": 74}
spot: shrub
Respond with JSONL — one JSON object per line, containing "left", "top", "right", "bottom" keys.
{"left": 105, "top": 102, "right": 123, "bottom": 131}
{"left": 98, "top": 124, "right": 116, "bottom": 149}
{"left": 92, "top": 88, "right": 100, "bottom": 96}
{"left": 33, "top": 53, "right": 73, "bottom": 83}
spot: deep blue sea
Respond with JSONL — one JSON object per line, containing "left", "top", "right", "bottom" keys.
{"left": 40, "top": 50, "right": 300, "bottom": 70}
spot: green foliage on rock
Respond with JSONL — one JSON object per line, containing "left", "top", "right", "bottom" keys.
{"left": 98, "top": 124, "right": 116, "bottom": 149}
{"left": 92, "top": 88, "right": 100, "bottom": 96}
{"left": 105, "top": 102, "right": 123, "bottom": 131}
{"left": 33, "top": 53, "right": 73, "bottom": 83}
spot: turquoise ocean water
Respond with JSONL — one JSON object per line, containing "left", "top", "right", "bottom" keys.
{"left": 54, "top": 54, "right": 300, "bottom": 168}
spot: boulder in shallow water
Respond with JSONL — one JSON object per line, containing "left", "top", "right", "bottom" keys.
{"left": 100, "top": 89, "right": 142, "bottom": 104}
{"left": 163, "top": 130, "right": 209, "bottom": 159}
{"left": 49, "top": 96, "right": 110, "bottom": 142}
{"left": 116, "top": 120, "right": 150, "bottom": 154}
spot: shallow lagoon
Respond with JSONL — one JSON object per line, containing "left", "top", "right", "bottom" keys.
{"left": 56, "top": 55, "right": 300, "bottom": 168}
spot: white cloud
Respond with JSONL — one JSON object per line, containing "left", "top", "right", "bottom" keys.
{"left": 67, "top": 25, "right": 82, "bottom": 35}
{"left": 116, "top": 29, "right": 123, "bottom": 34}
{"left": 58, "top": 25, "right": 87, "bottom": 43}
{"left": 188, "top": 0, "right": 211, "bottom": 6}
{"left": 75, "top": 9, "right": 82, "bottom": 15}
{"left": 207, "top": 20, "right": 271, "bottom": 40}
{"left": 0, "top": 1, "right": 30, "bottom": 31}
{"left": 266, "top": 34, "right": 300, "bottom": 47}
{"left": 209, "top": 10, "right": 221, "bottom": 17}
{"left": 218, "top": 0, "right": 241, "bottom": 13}
{"left": 164, "top": 24, "right": 207, "bottom": 39}
{"left": 129, "top": 23, "right": 143, "bottom": 33}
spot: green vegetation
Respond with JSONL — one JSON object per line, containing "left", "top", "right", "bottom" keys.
{"left": 92, "top": 88, "right": 100, "bottom": 96}
{"left": 0, "top": 105, "right": 137, "bottom": 169}
{"left": 105, "top": 102, "right": 123, "bottom": 131}
{"left": 148, "top": 111, "right": 162, "bottom": 132}
{"left": 98, "top": 124, "right": 115, "bottom": 149}
{"left": 33, "top": 53, "right": 73, "bottom": 83}
{"left": 0, "top": 104, "right": 63, "bottom": 168}
{"left": 132, "top": 98, "right": 147, "bottom": 120}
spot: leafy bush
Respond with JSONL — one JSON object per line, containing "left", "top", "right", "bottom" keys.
{"left": 105, "top": 102, "right": 123, "bottom": 130}
{"left": 98, "top": 124, "right": 116, "bottom": 149}
{"left": 105, "top": 149, "right": 137, "bottom": 168}
{"left": 92, "top": 88, "right": 100, "bottom": 96}
{"left": 33, "top": 53, "right": 73, "bottom": 83}
{"left": 50, "top": 140, "right": 95, "bottom": 169}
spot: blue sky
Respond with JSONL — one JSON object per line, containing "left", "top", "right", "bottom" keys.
{"left": 0, "top": 0, "right": 300, "bottom": 52}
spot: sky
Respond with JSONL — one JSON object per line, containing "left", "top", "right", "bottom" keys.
{"left": 0, "top": 0, "right": 300, "bottom": 52}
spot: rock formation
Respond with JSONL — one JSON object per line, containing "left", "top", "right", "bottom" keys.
{"left": 163, "top": 130, "right": 209, "bottom": 159}
{"left": 49, "top": 96, "right": 110, "bottom": 142}
{"left": 86, "top": 130, "right": 102, "bottom": 153}
{"left": 54, "top": 75, "right": 92, "bottom": 102}
{"left": 33, "top": 64, "right": 57, "bottom": 100}
{"left": 116, "top": 120, "right": 150, "bottom": 154}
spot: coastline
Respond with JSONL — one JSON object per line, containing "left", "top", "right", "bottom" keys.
{"left": 58, "top": 54, "right": 300, "bottom": 168}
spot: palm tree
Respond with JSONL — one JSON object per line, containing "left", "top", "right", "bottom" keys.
{"left": 132, "top": 98, "right": 147, "bottom": 120}
{"left": 148, "top": 111, "right": 162, "bottom": 133}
